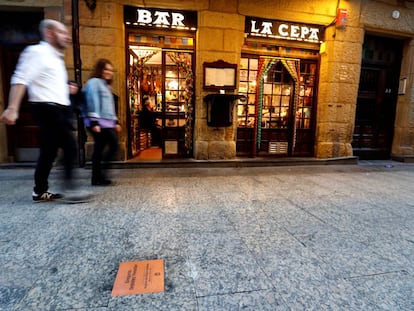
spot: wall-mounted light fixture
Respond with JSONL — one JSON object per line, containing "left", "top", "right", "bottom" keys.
{"left": 392, "top": 10, "right": 400, "bottom": 19}
{"left": 319, "top": 42, "right": 326, "bottom": 54}
{"left": 84, "top": 0, "right": 96, "bottom": 11}
{"left": 399, "top": 77, "right": 407, "bottom": 95}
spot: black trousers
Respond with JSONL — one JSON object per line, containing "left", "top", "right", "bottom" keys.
{"left": 89, "top": 128, "right": 118, "bottom": 181}
{"left": 31, "top": 103, "right": 77, "bottom": 194}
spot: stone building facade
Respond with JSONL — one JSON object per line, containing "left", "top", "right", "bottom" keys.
{"left": 1, "top": 0, "right": 414, "bottom": 163}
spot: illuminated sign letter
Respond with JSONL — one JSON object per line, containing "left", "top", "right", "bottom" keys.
{"left": 250, "top": 20, "right": 260, "bottom": 33}
{"left": 244, "top": 16, "right": 323, "bottom": 43}
{"left": 261, "top": 22, "right": 273, "bottom": 35}
{"left": 308, "top": 28, "right": 319, "bottom": 40}
{"left": 278, "top": 24, "right": 289, "bottom": 37}
{"left": 137, "top": 9, "right": 152, "bottom": 24}
{"left": 290, "top": 25, "right": 300, "bottom": 38}
{"left": 153, "top": 11, "right": 170, "bottom": 26}
{"left": 300, "top": 27, "right": 310, "bottom": 38}
{"left": 171, "top": 12, "right": 185, "bottom": 26}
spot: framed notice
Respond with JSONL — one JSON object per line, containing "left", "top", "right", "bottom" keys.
{"left": 203, "top": 60, "right": 237, "bottom": 90}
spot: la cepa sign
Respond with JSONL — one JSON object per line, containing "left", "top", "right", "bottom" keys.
{"left": 246, "top": 17, "right": 323, "bottom": 43}
{"left": 124, "top": 6, "right": 197, "bottom": 31}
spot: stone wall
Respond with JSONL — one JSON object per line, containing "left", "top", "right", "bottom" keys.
{"left": 1, "top": 0, "right": 414, "bottom": 162}
{"left": 393, "top": 38, "right": 414, "bottom": 156}
{"left": 195, "top": 4, "right": 245, "bottom": 159}
{"left": 76, "top": 1, "right": 126, "bottom": 159}
{"left": 316, "top": 1, "right": 363, "bottom": 158}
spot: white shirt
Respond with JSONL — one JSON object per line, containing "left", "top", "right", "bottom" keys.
{"left": 11, "top": 41, "right": 70, "bottom": 106}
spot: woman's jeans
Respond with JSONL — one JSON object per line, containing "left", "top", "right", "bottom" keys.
{"left": 89, "top": 128, "right": 118, "bottom": 181}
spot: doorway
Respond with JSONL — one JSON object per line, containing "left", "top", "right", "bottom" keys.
{"left": 237, "top": 56, "right": 317, "bottom": 157}
{"left": 126, "top": 33, "right": 195, "bottom": 160}
{"left": 353, "top": 35, "right": 403, "bottom": 159}
{"left": 0, "top": 10, "right": 43, "bottom": 161}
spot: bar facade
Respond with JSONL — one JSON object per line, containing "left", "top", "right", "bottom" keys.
{"left": 1, "top": 0, "right": 414, "bottom": 163}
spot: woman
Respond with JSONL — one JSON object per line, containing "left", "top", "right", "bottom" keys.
{"left": 83, "top": 59, "right": 121, "bottom": 185}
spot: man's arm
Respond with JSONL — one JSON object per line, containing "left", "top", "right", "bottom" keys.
{"left": 0, "top": 84, "right": 27, "bottom": 125}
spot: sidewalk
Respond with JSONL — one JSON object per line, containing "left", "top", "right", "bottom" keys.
{"left": 1, "top": 160, "right": 414, "bottom": 310}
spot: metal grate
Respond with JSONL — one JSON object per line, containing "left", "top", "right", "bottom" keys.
{"left": 268, "top": 141, "right": 288, "bottom": 154}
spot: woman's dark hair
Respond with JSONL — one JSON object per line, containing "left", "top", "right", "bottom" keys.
{"left": 90, "top": 58, "right": 113, "bottom": 85}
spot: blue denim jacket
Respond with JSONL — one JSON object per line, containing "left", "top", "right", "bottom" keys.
{"left": 82, "top": 78, "right": 117, "bottom": 126}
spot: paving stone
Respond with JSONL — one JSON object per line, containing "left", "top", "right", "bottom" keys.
{"left": 1, "top": 161, "right": 414, "bottom": 310}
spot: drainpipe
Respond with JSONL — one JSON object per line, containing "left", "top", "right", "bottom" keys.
{"left": 71, "top": 0, "right": 86, "bottom": 166}
{"left": 72, "top": 0, "right": 82, "bottom": 85}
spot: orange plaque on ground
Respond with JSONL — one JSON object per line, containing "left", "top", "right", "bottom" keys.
{"left": 111, "top": 259, "right": 164, "bottom": 296}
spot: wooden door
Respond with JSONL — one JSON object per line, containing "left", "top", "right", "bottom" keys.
{"left": 353, "top": 35, "right": 403, "bottom": 159}
{"left": 162, "top": 51, "right": 193, "bottom": 158}
{"left": 2, "top": 45, "right": 40, "bottom": 162}
{"left": 0, "top": 11, "right": 42, "bottom": 161}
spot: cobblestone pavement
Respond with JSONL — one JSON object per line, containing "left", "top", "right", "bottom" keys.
{"left": 1, "top": 161, "right": 414, "bottom": 310}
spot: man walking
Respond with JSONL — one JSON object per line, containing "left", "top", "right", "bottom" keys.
{"left": 0, "top": 19, "right": 89, "bottom": 203}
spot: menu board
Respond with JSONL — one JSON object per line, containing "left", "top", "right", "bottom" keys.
{"left": 203, "top": 60, "right": 237, "bottom": 90}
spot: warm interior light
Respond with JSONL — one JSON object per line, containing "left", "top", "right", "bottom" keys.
{"left": 168, "top": 80, "right": 179, "bottom": 90}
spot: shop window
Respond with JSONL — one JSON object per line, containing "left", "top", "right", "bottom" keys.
{"left": 165, "top": 58, "right": 188, "bottom": 128}
{"left": 296, "top": 62, "right": 317, "bottom": 129}
{"left": 237, "top": 55, "right": 317, "bottom": 157}
{"left": 128, "top": 34, "right": 194, "bottom": 49}
{"left": 238, "top": 57, "right": 258, "bottom": 128}
{"left": 238, "top": 57, "right": 296, "bottom": 130}
{"left": 261, "top": 67, "right": 293, "bottom": 129}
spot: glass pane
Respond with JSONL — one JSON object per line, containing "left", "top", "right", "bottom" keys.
{"left": 166, "top": 91, "right": 179, "bottom": 102}
{"left": 247, "top": 94, "right": 255, "bottom": 105}
{"left": 165, "top": 68, "right": 177, "bottom": 78}
{"left": 178, "top": 118, "right": 186, "bottom": 127}
{"left": 247, "top": 117, "right": 255, "bottom": 127}
{"left": 240, "top": 69, "right": 248, "bottom": 81}
{"left": 281, "top": 96, "right": 290, "bottom": 106}
{"left": 240, "top": 58, "right": 248, "bottom": 69}
{"left": 248, "top": 81, "right": 257, "bottom": 93}
{"left": 166, "top": 78, "right": 179, "bottom": 90}
{"left": 263, "top": 83, "right": 272, "bottom": 94}
{"left": 281, "top": 107, "right": 289, "bottom": 117}
{"left": 282, "top": 85, "right": 291, "bottom": 95}
{"left": 263, "top": 95, "right": 271, "bottom": 107}
{"left": 274, "top": 72, "right": 282, "bottom": 82}
{"left": 249, "top": 58, "right": 258, "bottom": 70}
{"left": 239, "top": 82, "right": 247, "bottom": 93}
{"left": 247, "top": 105, "right": 255, "bottom": 115}
{"left": 272, "top": 95, "right": 281, "bottom": 106}
{"left": 166, "top": 55, "right": 175, "bottom": 65}
{"left": 237, "top": 104, "right": 246, "bottom": 117}
{"left": 249, "top": 70, "right": 257, "bottom": 81}
{"left": 166, "top": 117, "right": 179, "bottom": 127}
{"left": 179, "top": 81, "right": 187, "bottom": 91}
{"left": 273, "top": 85, "right": 281, "bottom": 95}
